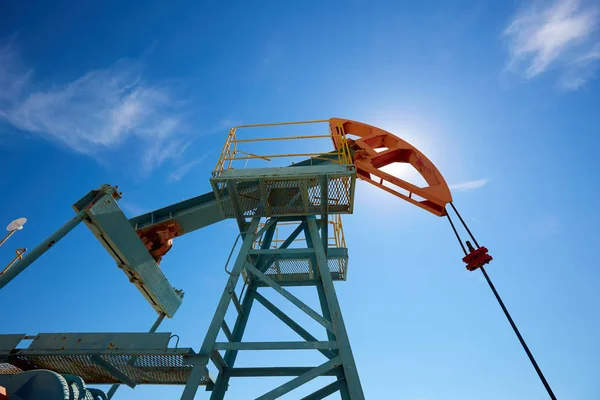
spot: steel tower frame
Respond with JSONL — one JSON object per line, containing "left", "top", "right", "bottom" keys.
{"left": 182, "top": 215, "right": 363, "bottom": 399}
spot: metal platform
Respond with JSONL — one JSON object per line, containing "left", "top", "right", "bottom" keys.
{"left": 246, "top": 247, "right": 348, "bottom": 285}
{"left": 211, "top": 165, "right": 356, "bottom": 219}
{"left": 0, "top": 333, "right": 210, "bottom": 387}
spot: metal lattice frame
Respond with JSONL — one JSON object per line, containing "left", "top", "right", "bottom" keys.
{"left": 181, "top": 216, "right": 364, "bottom": 400}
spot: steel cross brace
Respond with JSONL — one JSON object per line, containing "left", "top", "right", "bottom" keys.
{"left": 182, "top": 215, "right": 364, "bottom": 399}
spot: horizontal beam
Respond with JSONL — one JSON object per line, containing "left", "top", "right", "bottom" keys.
{"left": 128, "top": 191, "right": 223, "bottom": 233}
{"left": 254, "top": 292, "right": 336, "bottom": 359}
{"left": 213, "top": 341, "right": 337, "bottom": 351}
{"left": 256, "top": 357, "right": 342, "bottom": 400}
{"left": 249, "top": 248, "right": 315, "bottom": 256}
{"left": 225, "top": 367, "right": 342, "bottom": 377}
{"left": 6, "top": 348, "right": 193, "bottom": 357}
{"left": 254, "top": 279, "right": 321, "bottom": 287}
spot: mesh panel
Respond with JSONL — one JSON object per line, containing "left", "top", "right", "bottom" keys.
{"left": 214, "top": 174, "right": 353, "bottom": 218}
{"left": 0, "top": 353, "right": 208, "bottom": 385}
{"left": 327, "top": 258, "right": 346, "bottom": 279}
{"left": 248, "top": 257, "right": 347, "bottom": 283}
{"left": 0, "top": 362, "right": 22, "bottom": 374}
{"left": 327, "top": 176, "right": 352, "bottom": 213}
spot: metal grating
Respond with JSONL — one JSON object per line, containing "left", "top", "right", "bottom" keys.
{"left": 0, "top": 363, "right": 21, "bottom": 374}
{"left": 248, "top": 257, "right": 347, "bottom": 283}
{"left": 0, "top": 352, "right": 209, "bottom": 385}
{"left": 213, "top": 173, "right": 354, "bottom": 219}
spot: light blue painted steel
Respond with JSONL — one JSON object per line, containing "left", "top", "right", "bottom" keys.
{"left": 225, "top": 367, "right": 342, "bottom": 377}
{"left": 214, "top": 165, "right": 354, "bottom": 179}
{"left": 301, "top": 379, "right": 345, "bottom": 400}
{"left": 90, "top": 355, "right": 137, "bottom": 388}
{"left": 249, "top": 248, "right": 315, "bottom": 256}
{"left": 210, "top": 350, "right": 227, "bottom": 372}
{"left": 220, "top": 321, "right": 234, "bottom": 342}
{"left": 106, "top": 313, "right": 165, "bottom": 399}
{"left": 196, "top": 215, "right": 363, "bottom": 399}
{"left": 0, "top": 334, "right": 25, "bottom": 352}
{"left": 253, "top": 292, "right": 336, "bottom": 359}
{"left": 255, "top": 221, "right": 307, "bottom": 271}
{"left": 76, "top": 191, "right": 182, "bottom": 317}
{"left": 320, "top": 175, "right": 329, "bottom": 257}
{"left": 213, "top": 341, "right": 338, "bottom": 351}
{"left": 208, "top": 221, "right": 278, "bottom": 400}
{"left": 227, "top": 180, "right": 250, "bottom": 232}
{"left": 180, "top": 217, "right": 261, "bottom": 400}
{"left": 305, "top": 223, "right": 351, "bottom": 400}
{"left": 210, "top": 164, "right": 356, "bottom": 219}
{"left": 28, "top": 333, "right": 173, "bottom": 352}
{"left": 244, "top": 263, "right": 334, "bottom": 333}
{"left": 128, "top": 192, "right": 223, "bottom": 233}
{"left": 251, "top": 246, "right": 347, "bottom": 263}
{"left": 307, "top": 217, "right": 365, "bottom": 399}
{"left": 0, "top": 211, "right": 85, "bottom": 290}
{"left": 255, "top": 357, "right": 341, "bottom": 400}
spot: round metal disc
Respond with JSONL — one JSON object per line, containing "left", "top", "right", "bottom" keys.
{"left": 6, "top": 217, "right": 27, "bottom": 232}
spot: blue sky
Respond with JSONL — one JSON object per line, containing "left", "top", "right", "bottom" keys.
{"left": 1, "top": 0, "right": 600, "bottom": 399}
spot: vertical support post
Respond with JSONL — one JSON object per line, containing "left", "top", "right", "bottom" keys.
{"left": 181, "top": 217, "right": 261, "bottom": 400}
{"left": 306, "top": 216, "right": 365, "bottom": 400}
{"left": 209, "top": 220, "right": 278, "bottom": 400}
{"left": 320, "top": 176, "right": 328, "bottom": 257}
{"left": 306, "top": 220, "right": 351, "bottom": 400}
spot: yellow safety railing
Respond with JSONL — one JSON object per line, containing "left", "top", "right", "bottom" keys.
{"left": 213, "top": 119, "right": 354, "bottom": 176}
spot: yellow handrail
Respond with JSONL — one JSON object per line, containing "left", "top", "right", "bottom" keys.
{"left": 213, "top": 119, "right": 355, "bottom": 176}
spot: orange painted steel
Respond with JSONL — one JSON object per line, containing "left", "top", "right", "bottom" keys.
{"left": 329, "top": 118, "right": 452, "bottom": 216}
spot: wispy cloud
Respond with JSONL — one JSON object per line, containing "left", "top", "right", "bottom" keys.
{"left": 531, "top": 214, "right": 559, "bottom": 237}
{"left": 119, "top": 200, "right": 147, "bottom": 217}
{"left": 168, "top": 155, "right": 207, "bottom": 182}
{"left": 449, "top": 178, "right": 489, "bottom": 191}
{"left": 503, "top": 0, "right": 600, "bottom": 89}
{"left": 0, "top": 41, "right": 190, "bottom": 174}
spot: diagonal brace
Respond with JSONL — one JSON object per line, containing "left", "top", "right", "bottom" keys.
{"left": 90, "top": 355, "right": 137, "bottom": 389}
{"left": 301, "top": 378, "right": 345, "bottom": 400}
{"left": 245, "top": 263, "right": 334, "bottom": 334}
{"left": 254, "top": 292, "right": 336, "bottom": 359}
{"left": 255, "top": 357, "right": 341, "bottom": 400}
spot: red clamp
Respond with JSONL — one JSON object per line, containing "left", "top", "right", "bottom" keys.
{"left": 462, "top": 246, "right": 492, "bottom": 271}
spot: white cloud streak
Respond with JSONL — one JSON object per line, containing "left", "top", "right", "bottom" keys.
{"left": 168, "top": 155, "right": 207, "bottom": 182}
{"left": 504, "top": 0, "right": 600, "bottom": 89}
{"left": 0, "top": 42, "right": 190, "bottom": 174}
{"left": 449, "top": 178, "right": 489, "bottom": 191}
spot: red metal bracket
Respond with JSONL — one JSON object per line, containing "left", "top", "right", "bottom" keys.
{"left": 462, "top": 246, "right": 492, "bottom": 271}
{"left": 136, "top": 221, "right": 182, "bottom": 265}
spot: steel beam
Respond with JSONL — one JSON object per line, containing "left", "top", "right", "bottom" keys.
{"left": 181, "top": 218, "right": 260, "bottom": 400}
{"left": 254, "top": 292, "right": 336, "bottom": 359}
{"left": 0, "top": 211, "right": 85, "bottom": 290}
{"left": 245, "top": 263, "right": 334, "bottom": 333}
{"left": 307, "top": 217, "right": 364, "bottom": 399}
{"left": 214, "top": 341, "right": 337, "bottom": 351}
{"left": 226, "top": 367, "right": 342, "bottom": 377}
{"left": 255, "top": 357, "right": 341, "bottom": 400}
{"left": 90, "top": 355, "right": 137, "bottom": 388}
{"left": 301, "top": 379, "right": 345, "bottom": 400}
{"left": 209, "top": 221, "right": 278, "bottom": 400}
{"left": 107, "top": 314, "right": 166, "bottom": 399}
